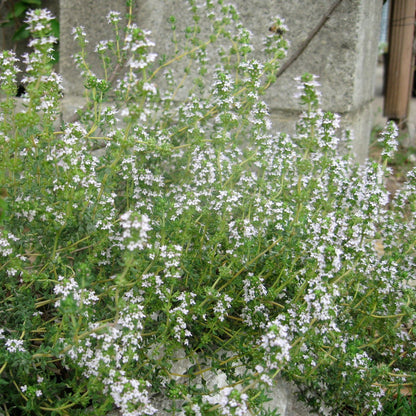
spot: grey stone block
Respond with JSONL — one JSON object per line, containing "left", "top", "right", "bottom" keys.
{"left": 58, "top": 0, "right": 382, "bottom": 161}
{"left": 263, "top": 0, "right": 381, "bottom": 113}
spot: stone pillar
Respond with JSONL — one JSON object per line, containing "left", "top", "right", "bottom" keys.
{"left": 58, "top": 0, "right": 382, "bottom": 160}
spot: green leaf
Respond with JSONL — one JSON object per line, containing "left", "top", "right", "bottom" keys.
{"left": 0, "top": 20, "right": 15, "bottom": 28}
{"left": 10, "top": 2, "right": 28, "bottom": 19}
{"left": 51, "top": 19, "right": 60, "bottom": 38}
{"left": 0, "top": 199, "right": 7, "bottom": 224}
{"left": 22, "top": 0, "right": 42, "bottom": 5}
{"left": 12, "top": 24, "right": 30, "bottom": 41}
{"left": 50, "top": 48, "right": 59, "bottom": 65}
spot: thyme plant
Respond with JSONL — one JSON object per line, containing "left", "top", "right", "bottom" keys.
{"left": 1, "top": 2, "right": 415, "bottom": 415}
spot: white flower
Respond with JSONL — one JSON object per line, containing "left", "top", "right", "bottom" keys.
{"left": 107, "top": 10, "right": 121, "bottom": 25}
{"left": 378, "top": 121, "right": 399, "bottom": 158}
{"left": 5, "top": 338, "right": 26, "bottom": 353}
{"left": 259, "top": 317, "right": 292, "bottom": 368}
{"left": 120, "top": 211, "right": 152, "bottom": 251}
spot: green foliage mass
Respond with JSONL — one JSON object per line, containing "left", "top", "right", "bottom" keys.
{"left": 0, "top": 2, "right": 416, "bottom": 415}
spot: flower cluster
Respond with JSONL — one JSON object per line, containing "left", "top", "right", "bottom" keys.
{"left": 378, "top": 120, "right": 399, "bottom": 160}
{"left": 204, "top": 387, "right": 249, "bottom": 416}
{"left": 0, "top": 51, "right": 20, "bottom": 96}
{"left": 119, "top": 211, "right": 152, "bottom": 252}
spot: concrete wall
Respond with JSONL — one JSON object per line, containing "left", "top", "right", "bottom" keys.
{"left": 58, "top": 0, "right": 382, "bottom": 162}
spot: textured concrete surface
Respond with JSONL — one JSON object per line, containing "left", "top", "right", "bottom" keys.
{"left": 60, "top": 0, "right": 381, "bottom": 111}
{"left": 134, "top": 0, "right": 382, "bottom": 162}
{"left": 58, "top": 0, "right": 382, "bottom": 162}
{"left": 59, "top": 0, "right": 126, "bottom": 95}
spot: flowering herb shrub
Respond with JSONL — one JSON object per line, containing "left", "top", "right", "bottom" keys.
{"left": 1, "top": 2, "right": 416, "bottom": 415}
